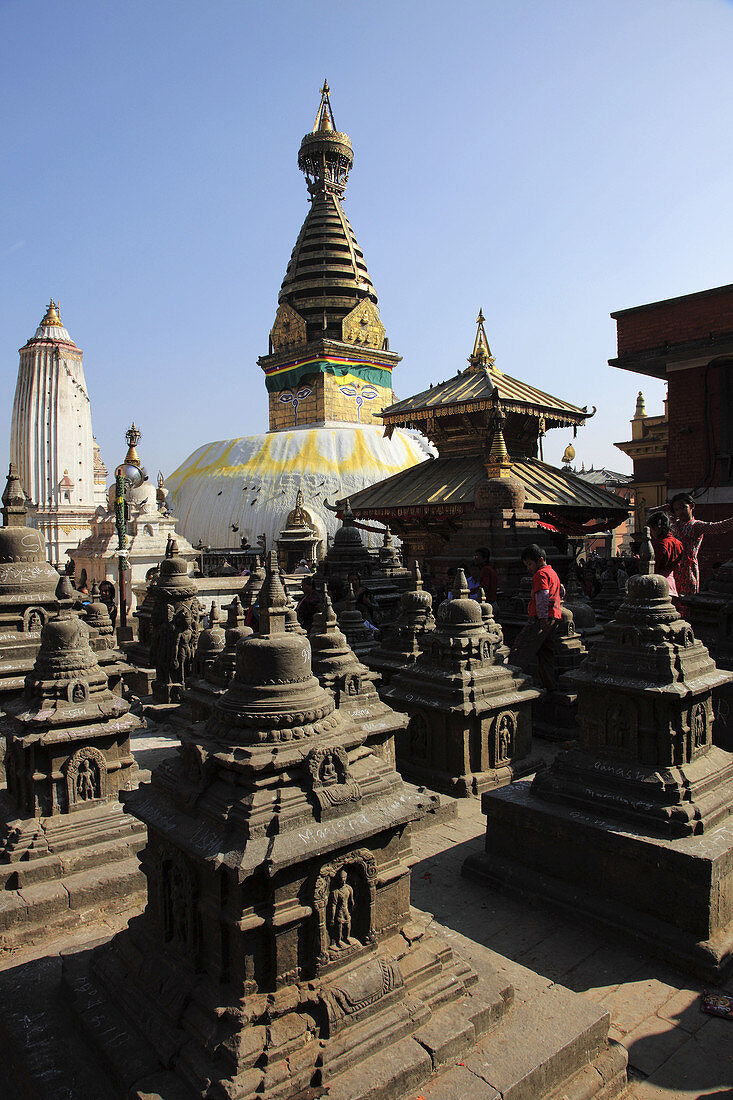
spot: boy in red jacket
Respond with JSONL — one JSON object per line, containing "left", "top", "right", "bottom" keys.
{"left": 512, "top": 543, "right": 563, "bottom": 690}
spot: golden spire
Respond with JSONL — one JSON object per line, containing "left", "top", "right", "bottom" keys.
{"left": 485, "top": 402, "right": 512, "bottom": 479}
{"left": 41, "top": 300, "right": 62, "bottom": 326}
{"left": 634, "top": 391, "right": 647, "bottom": 419}
{"left": 313, "top": 78, "right": 336, "bottom": 132}
{"left": 124, "top": 422, "right": 142, "bottom": 466}
{"left": 468, "top": 309, "right": 498, "bottom": 373}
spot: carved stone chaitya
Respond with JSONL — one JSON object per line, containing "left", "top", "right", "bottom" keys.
{"left": 0, "top": 576, "right": 145, "bottom": 945}
{"left": 150, "top": 543, "right": 200, "bottom": 703}
{"left": 683, "top": 554, "right": 733, "bottom": 749}
{"left": 528, "top": 606, "right": 588, "bottom": 742}
{"left": 562, "top": 557, "right": 603, "bottom": 648}
{"left": 318, "top": 501, "right": 405, "bottom": 623}
{"left": 310, "top": 590, "right": 406, "bottom": 768}
{"left": 337, "top": 581, "right": 377, "bottom": 657}
{"left": 186, "top": 597, "right": 253, "bottom": 722}
{"left": 591, "top": 562, "right": 623, "bottom": 623}
{"left": 0, "top": 464, "right": 60, "bottom": 699}
{"left": 83, "top": 580, "right": 131, "bottom": 696}
{"left": 64, "top": 551, "right": 511, "bottom": 1099}
{"left": 382, "top": 569, "right": 541, "bottom": 796}
{"left": 364, "top": 560, "right": 436, "bottom": 684}
{"left": 466, "top": 565, "right": 733, "bottom": 979}
{"left": 192, "top": 601, "right": 226, "bottom": 677}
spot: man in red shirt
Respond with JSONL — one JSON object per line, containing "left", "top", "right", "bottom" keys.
{"left": 473, "top": 547, "right": 498, "bottom": 604}
{"left": 510, "top": 544, "right": 563, "bottom": 690}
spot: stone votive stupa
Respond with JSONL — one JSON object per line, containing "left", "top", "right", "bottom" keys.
{"left": 563, "top": 555, "right": 603, "bottom": 647}
{"left": 63, "top": 551, "right": 514, "bottom": 1099}
{"left": 466, "top": 543, "right": 733, "bottom": 979}
{"left": 364, "top": 559, "right": 436, "bottom": 684}
{"left": 336, "top": 581, "right": 377, "bottom": 657}
{"left": 529, "top": 605, "right": 587, "bottom": 742}
{"left": 310, "top": 588, "right": 407, "bottom": 766}
{"left": 276, "top": 487, "right": 318, "bottom": 570}
{"left": 320, "top": 499, "right": 403, "bottom": 622}
{"left": 186, "top": 596, "right": 253, "bottom": 722}
{"left": 0, "top": 576, "right": 145, "bottom": 946}
{"left": 382, "top": 568, "right": 542, "bottom": 796}
{"left": 0, "top": 463, "right": 60, "bottom": 697}
{"left": 683, "top": 552, "right": 733, "bottom": 749}
{"left": 149, "top": 540, "right": 200, "bottom": 704}
{"left": 83, "top": 580, "right": 132, "bottom": 696}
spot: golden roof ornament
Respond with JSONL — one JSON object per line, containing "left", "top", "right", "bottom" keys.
{"left": 561, "top": 444, "right": 576, "bottom": 467}
{"left": 40, "top": 300, "right": 62, "bottom": 326}
{"left": 634, "top": 391, "right": 647, "bottom": 419}
{"left": 313, "top": 79, "right": 335, "bottom": 132}
{"left": 468, "top": 309, "right": 498, "bottom": 373}
{"left": 485, "top": 402, "right": 512, "bottom": 479}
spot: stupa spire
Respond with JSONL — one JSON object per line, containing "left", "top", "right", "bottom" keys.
{"left": 298, "top": 80, "right": 353, "bottom": 198}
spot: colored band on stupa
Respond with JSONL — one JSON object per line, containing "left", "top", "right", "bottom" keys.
{"left": 263, "top": 352, "right": 393, "bottom": 393}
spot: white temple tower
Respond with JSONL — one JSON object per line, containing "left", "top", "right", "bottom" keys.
{"left": 10, "top": 301, "right": 99, "bottom": 564}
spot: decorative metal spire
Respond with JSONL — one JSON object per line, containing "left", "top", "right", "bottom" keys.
{"left": 634, "top": 391, "right": 647, "bottom": 419}
{"left": 485, "top": 402, "right": 512, "bottom": 478}
{"left": 40, "top": 300, "right": 62, "bottom": 326}
{"left": 298, "top": 81, "right": 354, "bottom": 198}
{"left": 468, "top": 310, "right": 497, "bottom": 373}
{"left": 124, "top": 423, "right": 142, "bottom": 466}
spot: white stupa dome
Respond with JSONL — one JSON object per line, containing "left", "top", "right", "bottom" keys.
{"left": 167, "top": 425, "right": 431, "bottom": 551}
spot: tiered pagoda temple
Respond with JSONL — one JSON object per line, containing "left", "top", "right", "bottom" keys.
{"left": 347, "top": 313, "right": 629, "bottom": 567}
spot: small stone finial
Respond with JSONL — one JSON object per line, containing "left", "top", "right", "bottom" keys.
{"left": 634, "top": 391, "right": 647, "bottom": 420}
{"left": 412, "top": 559, "right": 423, "bottom": 591}
{"left": 40, "top": 300, "right": 62, "bottom": 326}
{"left": 209, "top": 601, "right": 220, "bottom": 624}
{"left": 55, "top": 574, "right": 75, "bottom": 610}
{"left": 638, "top": 526, "right": 655, "bottom": 575}
{"left": 258, "top": 550, "right": 290, "bottom": 634}
{"left": 91, "top": 581, "right": 101, "bottom": 600}
{"left": 170, "top": 539, "right": 179, "bottom": 557}
{"left": 454, "top": 568, "right": 470, "bottom": 600}
{"left": 341, "top": 499, "right": 354, "bottom": 525}
{"left": 165, "top": 534, "right": 173, "bottom": 558}
{"left": 2, "top": 463, "right": 27, "bottom": 527}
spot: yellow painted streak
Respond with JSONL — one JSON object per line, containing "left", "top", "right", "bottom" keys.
{"left": 168, "top": 429, "right": 422, "bottom": 489}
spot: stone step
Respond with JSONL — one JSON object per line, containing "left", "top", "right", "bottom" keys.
{"left": 0, "top": 856, "right": 144, "bottom": 946}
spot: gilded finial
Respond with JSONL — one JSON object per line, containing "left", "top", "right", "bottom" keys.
{"left": 468, "top": 309, "right": 498, "bottom": 373}
{"left": 41, "top": 300, "right": 62, "bottom": 326}
{"left": 124, "top": 422, "right": 142, "bottom": 466}
{"left": 485, "top": 402, "right": 512, "bottom": 479}
{"left": 313, "top": 79, "right": 336, "bottom": 132}
{"left": 634, "top": 391, "right": 647, "bottom": 419}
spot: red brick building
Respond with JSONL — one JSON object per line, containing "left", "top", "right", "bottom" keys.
{"left": 610, "top": 283, "right": 733, "bottom": 577}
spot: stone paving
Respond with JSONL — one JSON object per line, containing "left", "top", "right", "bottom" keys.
{"left": 410, "top": 799, "right": 733, "bottom": 1100}
{"left": 0, "top": 723, "right": 731, "bottom": 1098}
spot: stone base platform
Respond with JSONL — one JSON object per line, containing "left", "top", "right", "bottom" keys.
{"left": 0, "top": 795, "right": 146, "bottom": 950}
{"left": 0, "top": 905, "right": 625, "bottom": 1100}
{"left": 463, "top": 780, "right": 733, "bottom": 983}
{"left": 397, "top": 740, "right": 549, "bottom": 799}
{"left": 406, "top": 783, "right": 458, "bottom": 833}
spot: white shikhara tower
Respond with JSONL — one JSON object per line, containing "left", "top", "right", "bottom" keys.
{"left": 10, "top": 301, "right": 99, "bottom": 564}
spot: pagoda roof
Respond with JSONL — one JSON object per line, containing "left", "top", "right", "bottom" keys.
{"left": 344, "top": 454, "right": 629, "bottom": 524}
{"left": 382, "top": 365, "right": 589, "bottom": 430}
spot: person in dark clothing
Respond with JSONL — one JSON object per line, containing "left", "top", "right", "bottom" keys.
{"left": 296, "top": 575, "right": 319, "bottom": 632}
{"left": 473, "top": 547, "right": 498, "bottom": 603}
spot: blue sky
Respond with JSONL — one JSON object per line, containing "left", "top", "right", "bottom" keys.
{"left": 2, "top": 0, "right": 732, "bottom": 484}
